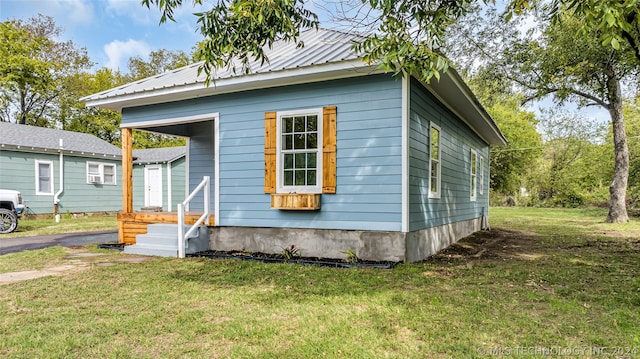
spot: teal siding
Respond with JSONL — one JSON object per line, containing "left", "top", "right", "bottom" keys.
{"left": 408, "top": 78, "right": 490, "bottom": 231}
{"left": 132, "top": 164, "right": 145, "bottom": 209}
{"left": 0, "top": 149, "right": 121, "bottom": 214}
{"left": 132, "top": 157, "right": 186, "bottom": 211}
{"left": 122, "top": 74, "right": 404, "bottom": 231}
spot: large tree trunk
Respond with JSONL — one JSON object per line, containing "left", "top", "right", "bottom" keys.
{"left": 605, "top": 67, "right": 629, "bottom": 223}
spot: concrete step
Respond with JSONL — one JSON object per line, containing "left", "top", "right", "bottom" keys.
{"left": 125, "top": 224, "right": 210, "bottom": 257}
{"left": 124, "top": 243, "right": 178, "bottom": 257}
{"left": 146, "top": 223, "right": 199, "bottom": 238}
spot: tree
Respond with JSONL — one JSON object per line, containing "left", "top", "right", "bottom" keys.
{"left": 461, "top": 67, "right": 543, "bottom": 196}
{"left": 127, "top": 49, "right": 191, "bottom": 81}
{"left": 63, "top": 68, "right": 128, "bottom": 145}
{"left": 532, "top": 112, "right": 612, "bottom": 207}
{"left": 141, "top": 0, "right": 638, "bottom": 85}
{"left": 502, "top": 14, "right": 637, "bottom": 222}
{"left": 0, "top": 15, "right": 92, "bottom": 126}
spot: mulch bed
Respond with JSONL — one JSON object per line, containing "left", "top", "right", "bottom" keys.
{"left": 189, "top": 250, "right": 399, "bottom": 269}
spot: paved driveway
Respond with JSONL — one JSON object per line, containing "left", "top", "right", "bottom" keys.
{"left": 0, "top": 230, "right": 117, "bottom": 255}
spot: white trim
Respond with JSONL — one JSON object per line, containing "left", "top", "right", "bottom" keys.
{"left": 470, "top": 148, "right": 478, "bottom": 202}
{"left": 214, "top": 118, "right": 220, "bottom": 226}
{"left": 34, "top": 160, "right": 54, "bottom": 196}
{"left": 275, "top": 108, "right": 324, "bottom": 194}
{"left": 167, "top": 162, "right": 172, "bottom": 211}
{"left": 144, "top": 165, "right": 163, "bottom": 207}
{"left": 428, "top": 123, "right": 442, "bottom": 199}
{"left": 479, "top": 156, "right": 485, "bottom": 195}
{"left": 121, "top": 112, "right": 219, "bottom": 129}
{"left": 401, "top": 74, "right": 410, "bottom": 233}
{"left": 86, "top": 161, "right": 117, "bottom": 185}
{"left": 184, "top": 139, "right": 190, "bottom": 211}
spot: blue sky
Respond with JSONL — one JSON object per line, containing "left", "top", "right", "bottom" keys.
{"left": 0, "top": 0, "right": 610, "bottom": 124}
{"left": 0, "top": 0, "right": 205, "bottom": 71}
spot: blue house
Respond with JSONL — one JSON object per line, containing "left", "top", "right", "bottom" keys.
{"left": 82, "top": 29, "right": 506, "bottom": 261}
{"left": 0, "top": 122, "right": 122, "bottom": 216}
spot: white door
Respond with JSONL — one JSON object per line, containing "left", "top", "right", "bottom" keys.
{"left": 144, "top": 165, "right": 163, "bottom": 208}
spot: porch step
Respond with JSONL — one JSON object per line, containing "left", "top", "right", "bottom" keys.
{"left": 124, "top": 223, "right": 210, "bottom": 257}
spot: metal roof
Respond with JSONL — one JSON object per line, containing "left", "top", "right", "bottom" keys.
{"left": 81, "top": 28, "right": 506, "bottom": 146}
{"left": 133, "top": 146, "right": 186, "bottom": 164}
{"left": 81, "top": 28, "right": 364, "bottom": 105}
{"left": 0, "top": 122, "right": 121, "bottom": 158}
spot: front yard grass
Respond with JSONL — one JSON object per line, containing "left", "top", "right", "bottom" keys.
{"left": 0, "top": 214, "right": 117, "bottom": 239}
{"left": 1, "top": 207, "right": 639, "bottom": 358}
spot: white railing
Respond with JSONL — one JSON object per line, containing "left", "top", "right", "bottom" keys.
{"left": 177, "top": 176, "right": 210, "bottom": 258}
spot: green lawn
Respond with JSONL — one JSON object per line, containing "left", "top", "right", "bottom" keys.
{"left": 0, "top": 215, "right": 117, "bottom": 239}
{"left": 1, "top": 207, "right": 639, "bottom": 358}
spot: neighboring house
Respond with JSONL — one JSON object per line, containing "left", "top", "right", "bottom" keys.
{"left": 0, "top": 122, "right": 122, "bottom": 215}
{"left": 82, "top": 28, "right": 506, "bottom": 262}
{"left": 133, "top": 146, "right": 186, "bottom": 211}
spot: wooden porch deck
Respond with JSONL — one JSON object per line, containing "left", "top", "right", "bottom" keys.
{"left": 117, "top": 211, "right": 215, "bottom": 244}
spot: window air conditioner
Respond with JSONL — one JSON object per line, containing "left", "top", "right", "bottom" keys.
{"left": 88, "top": 175, "right": 102, "bottom": 184}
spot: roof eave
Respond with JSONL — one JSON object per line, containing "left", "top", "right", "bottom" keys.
{"left": 0, "top": 144, "right": 121, "bottom": 159}
{"left": 84, "top": 59, "right": 381, "bottom": 111}
{"left": 420, "top": 69, "right": 507, "bottom": 146}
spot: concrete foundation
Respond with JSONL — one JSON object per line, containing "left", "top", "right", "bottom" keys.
{"left": 209, "top": 216, "right": 487, "bottom": 262}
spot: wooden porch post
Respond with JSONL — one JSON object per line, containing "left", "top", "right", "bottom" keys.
{"left": 122, "top": 127, "right": 133, "bottom": 213}
{"left": 119, "top": 127, "right": 133, "bottom": 243}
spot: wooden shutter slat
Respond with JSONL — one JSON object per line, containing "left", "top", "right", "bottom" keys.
{"left": 264, "top": 112, "right": 277, "bottom": 193}
{"left": 322, "top": 106, "right": 337, "bottom": 194}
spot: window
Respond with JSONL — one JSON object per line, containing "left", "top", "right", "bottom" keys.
{"left": 479, "top": 156, "right": 484, "bottom": 195}
{"left": 428, "top": 124, "right": 441, "bottom": 198}
{"left": 87, "top": 162, "right": 117, "bottom": 185}
{"left": 35, "top": 160, "right": 54, "bottom": 195}
{"left": 470, "top": 149, "right": 478, "bottom": 201}
{"left": 276, "top": 108, "right": 323, "bottom": 193}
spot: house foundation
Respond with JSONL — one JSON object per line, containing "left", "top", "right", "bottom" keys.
{"left": 209, "top": 216, "right": 487, "bottom": 262}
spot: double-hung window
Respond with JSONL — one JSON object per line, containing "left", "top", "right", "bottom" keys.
{"left": 35, "top": 160, "right": 54, "bottom": 195}
{"left": 276, "top": 108, "right": 323, "bottom": 193}
{"left": 87, "top": 162, "right": 117, "bottom": 185}
{"left": 470, "top": 149, "right": 478, "bottom": 201}
{"left": 428, "top": 123, "right": 441, "bottom": 198}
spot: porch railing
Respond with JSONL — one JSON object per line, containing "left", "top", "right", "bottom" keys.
{"left": 177, "top": 176, "right": 210, "bottom": 258}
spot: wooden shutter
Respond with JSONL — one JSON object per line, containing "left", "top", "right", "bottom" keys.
{"left": 264, "top": 112, "right": 277, "bottom": 193}
{"left": 322, "top": 106, "right": 337, "bottom": 194}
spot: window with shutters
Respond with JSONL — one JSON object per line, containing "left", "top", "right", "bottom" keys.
{"left": 276, "top": 108, "right": 323, "bottom": 193}
{"left": 35, "top": 160, "right": 54, "bottom": 195}
{"left": 265, "top": 106, "right": 336, "bottom": 209}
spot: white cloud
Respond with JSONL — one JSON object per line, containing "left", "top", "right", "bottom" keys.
{"left": 106, "top": 0, "right": 153, "bottom": 25}
{"left": 104, "top": 39, "right": 151, "bottom": 71}
{"left": 64, "top": 0, "right": 95, "bottom": 25}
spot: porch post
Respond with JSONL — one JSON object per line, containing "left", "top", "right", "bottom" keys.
{"left": 122, "top": 127, "right": 133, "bottom": 213}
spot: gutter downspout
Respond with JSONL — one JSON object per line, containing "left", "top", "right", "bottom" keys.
{"left": 54, "top": 138, "right": 64, "bottom": 223}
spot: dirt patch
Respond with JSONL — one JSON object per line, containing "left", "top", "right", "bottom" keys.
{"left": 0, "top": 249, "right": 155, "bottom": 285}
{"left": 428, "top": 228, "right": 545, "bottom": 263}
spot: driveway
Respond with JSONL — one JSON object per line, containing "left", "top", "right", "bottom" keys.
{"left": 0, "top": 230, "right": 118, "bottom": 255}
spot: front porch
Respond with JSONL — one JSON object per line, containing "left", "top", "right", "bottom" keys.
{"left": 117, "top": 211, "right": 215, "bottom": 244}
{"left": 118, "top": 126, "right": 216, "bottom": 247}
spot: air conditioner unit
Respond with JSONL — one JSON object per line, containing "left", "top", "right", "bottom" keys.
{"left": 88, "top": 175, "right": 102, "bottom": 184}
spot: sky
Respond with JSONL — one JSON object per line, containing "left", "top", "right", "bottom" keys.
{"left": 0, "top": 0, "right": 205, "bottom": 71}
{"left": 0, "top": 0, "right": 611, "bottom": 125}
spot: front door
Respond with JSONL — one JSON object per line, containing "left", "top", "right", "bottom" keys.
{"left": 144, "top": 165, "right": 163, "bottom": 208}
